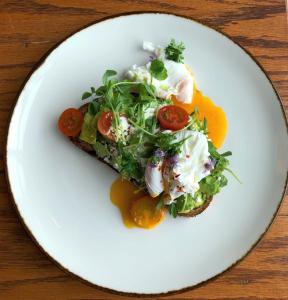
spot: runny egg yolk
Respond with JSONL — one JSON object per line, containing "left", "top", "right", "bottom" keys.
{"left": 110, "top": 85, "right": 228, "bottom": 229}
{"left": 172, "top": 88, "right": 227, "bottom": 148}
{"left": 110, "top": 177, "right": 166, "bottom": 229}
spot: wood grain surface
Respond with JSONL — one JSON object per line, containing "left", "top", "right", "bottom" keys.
{"left": 0, "top": 1, "right": 287, "bottom": 299}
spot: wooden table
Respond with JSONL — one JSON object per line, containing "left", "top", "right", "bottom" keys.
{"left": 0, "top": 1, "right": 287, "bottom": 299}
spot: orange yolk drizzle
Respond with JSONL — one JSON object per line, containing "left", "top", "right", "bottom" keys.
{"left": 110, "top": 86, "right": 227, "bottom": 229}
{"left": 172, "top": 88, "right": 227, "bottom": 148}
{"left": 110, "top": 177, "right": 165, "bottom": 229}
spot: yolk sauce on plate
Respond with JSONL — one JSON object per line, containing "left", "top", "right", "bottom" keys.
{"left": 172, "top": 88, "right": 227, "bottom": 148}
{"left": 110, "top": 87, "right": 227, "bottom": 229}
{"left": 110, "top": 177, "right": 165, "bottom": 229}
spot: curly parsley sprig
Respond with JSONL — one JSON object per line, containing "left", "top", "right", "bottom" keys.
{"left": 165, "top": 39, "right": 185, "bottom": 63}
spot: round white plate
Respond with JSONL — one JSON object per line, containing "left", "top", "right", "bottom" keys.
{"left": 6, "top": 13, "right": 288, "bottom": 295}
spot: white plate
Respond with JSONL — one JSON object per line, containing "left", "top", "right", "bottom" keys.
{"left": 6, "top": 13, "right": 288, "bottom": 295}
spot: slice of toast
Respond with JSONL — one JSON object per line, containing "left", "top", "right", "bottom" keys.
{"left": 69, "top": 104, "right": 120, "bottom": 174}
{"left": 69, "top": 104, "right": 213, "bottom": 217}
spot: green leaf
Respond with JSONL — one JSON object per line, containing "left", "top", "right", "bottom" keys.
{"left": 199, "top": 176, "right": 222, "bottom": 195}
{"left": 142, "top": 83, "right": 156, "bottom": 97}
{"left": 82, "top": 92, "right": 92, "bottom": 100}
{"left": 216, "top": 156, "right": 229, "bottom": 171}
{"left": 219, "top": 174, "right": 228, "bottom": 187}
{"left": 168, "top": 202, "right": 178, "bottom": 218}
{"left": 102, "top": 69, "right": 117, "bottom": 85}
{"left": 88, "top": 101, "right": 100, "bottom": 116}
{"left": 221, "top": 151, "right": 232, "bottom": 157}
{"left": 155, "top": 132, "right": 191, "bottom": 156}
{"left": 117, "top": 148, "right": 144, "bottom": 181}
{"left": 174, "top": 193, "right": 198, "bottom": 213}
{"left": 175, "top": 195, "right": 187, "bottom": 213}
{"left": 145, "top": 116, "right": 157, "bottom": 134}
{"left": 149, "top": 59, "right": 168, "bottom": 81}
{"left": 208, "top": 141, "right": 220, "bottom": 159}
{"left": 116, "top": 83, "right": 133, "bottom": 96}
{"left": 165, "top": 39, "right": 185, "bottom": 63}
{"left": 203, "top": 117, "right": 208, "bottom": 131}
{"left": 91, "top": 86, "right": 96, "bottom": 94}
{"left": 224, "top": 167, "right": 242, "bottom": 184}
{"left": 95, "top": 85, "right": 106, "bottom": 96}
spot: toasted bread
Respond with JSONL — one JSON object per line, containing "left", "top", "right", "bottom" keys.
{"left": 178, "top": 195, "right": 213, "bottom": 217}
{"left": 68, "top": 104, "right": 213, "bottom": 217}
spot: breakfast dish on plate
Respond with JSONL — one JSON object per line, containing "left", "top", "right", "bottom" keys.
{"left": 7, "top": 12, "right": 287, "bottom": 294}
{"left": 58, "top": 39, "right": 238, "bottom": 229}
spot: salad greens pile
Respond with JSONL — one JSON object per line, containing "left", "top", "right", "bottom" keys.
{"left": 80, "top": 69, "right": 184, "bottom": 183}
{"left": 77, "top": 39, "right": 236, "bottom": 217}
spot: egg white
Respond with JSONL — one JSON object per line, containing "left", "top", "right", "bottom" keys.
{"left": 126, "top": 42, "right": 194, "bottom": 104}
{"left": 163, "top": 130, "right": 211, "bottom": 202}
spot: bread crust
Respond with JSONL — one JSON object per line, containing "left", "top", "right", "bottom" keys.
{"left": 178, "top": 196, "right": 213, "bottom": 217}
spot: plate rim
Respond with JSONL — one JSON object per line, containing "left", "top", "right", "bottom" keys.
{"left": 4, "top": 11, "right": 288, "bottom": 297}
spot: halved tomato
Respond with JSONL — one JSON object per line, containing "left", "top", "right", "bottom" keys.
{"left": 157, "top": 105, "right": 189, "bottom": 131}
{"left": 97, "top": 111, "right": 115, "bottom": 141}
{"left": 58, "top": 108, "right": 84, "bottom": 137}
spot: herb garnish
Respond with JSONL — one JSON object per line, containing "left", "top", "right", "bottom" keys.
{"left": 155, "top": 132, "right": 189, "bottom": 156}
{"left": 165, "top": 39, "right": 185, "bottom": 63}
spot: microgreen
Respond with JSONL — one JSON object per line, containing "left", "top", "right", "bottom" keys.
{"left": 88, "top": 101, "right": 100, "bottom": 115}
{"left": 221, "top": 151, "right": 232, "bottom": 157}
{"left": 155, "top": 132, "right": 190, "bottom": 156}
{"left": 224, "top": 167, "right": 242, "bottom": 184}
{"left": 128, "top": 118, "right": 156, "bottom": 137}
{"left": 168, "top": 202, "right": 178, "bottom": 218}
{"left": 117, "top": 146, "right": 144, "bottom": 182}
{"left": 82, "top": 91, "right": 92, "bottom": 100}
{"left": 102, "top": 69, "right": 117, "bottom": 85}
{"left": 149, "top": 59, "right": 168, "bottom": 81}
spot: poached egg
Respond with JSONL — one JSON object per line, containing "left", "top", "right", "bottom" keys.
{"left": 144, "top": 130, "right": 212, "bottom": 202}
{"left": 126, "top": 42, "right": 194, "bottom": 104}
{"left": 145, "top": 160, "right": 164, "bottom": 198}
{"left": 162, "top": 130, "right": 211, "bottom": 203}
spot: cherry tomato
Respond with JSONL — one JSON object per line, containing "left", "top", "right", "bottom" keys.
{"left": 97, "top": 111, "right": 115, "bottom": 141}
{"left": 58, "top": 108, "right": 84, "bottom": 137}
{"left": 157, "top": 105, "right": 189, "bottom": 131}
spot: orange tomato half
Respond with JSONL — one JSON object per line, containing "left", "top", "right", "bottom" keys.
{"left": 58, "top": 108, "right": 84, "bottom": 137}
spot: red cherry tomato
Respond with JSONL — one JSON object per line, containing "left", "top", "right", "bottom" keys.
{"left": 58, "top": 108, "right": 84, "bottom": 137}
{"left": 157, "top": 105, "right": 189, "bottom": 131}
{"left": 97, "top": 111, "right": 115, "bottom": 141}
